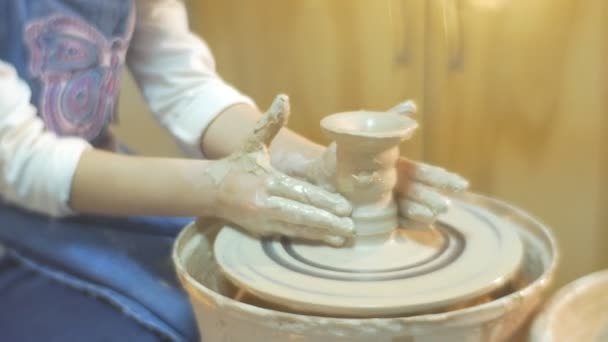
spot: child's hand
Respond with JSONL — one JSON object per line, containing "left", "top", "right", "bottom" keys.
{"left": 201, "top": 95, "right": 354, "bottom": 246}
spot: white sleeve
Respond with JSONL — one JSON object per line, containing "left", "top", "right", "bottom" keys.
{"left": 0, "top": 60, "right": 91, "bottom": 217}
{"left": 128, "top": 0, "right": 256, "bottom": 157}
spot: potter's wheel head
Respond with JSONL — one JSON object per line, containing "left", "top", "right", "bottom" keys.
{"left": 214, "top": 198, "right": 525, "bottom": 317}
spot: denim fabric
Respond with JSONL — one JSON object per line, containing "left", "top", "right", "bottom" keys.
{"left": 0, "top": 254, "right": 166, "bottom": 342}
{"left": 0, "top": 204, "right": 199, "bottom": 342}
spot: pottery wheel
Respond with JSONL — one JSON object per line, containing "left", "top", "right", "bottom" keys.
{"left": 214, "top": 198, "right": 524, "bottom": 317}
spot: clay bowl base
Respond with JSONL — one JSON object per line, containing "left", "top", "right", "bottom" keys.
{"left": 530, "top": 269, "right": 608, "bottom": 342}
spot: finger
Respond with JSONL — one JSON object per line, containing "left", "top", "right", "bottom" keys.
{"left": 268, "top": 221, "right": 348, "bottom": 247}
{"left": 400, "top": 183, "right": 450, "bottom": 215}
{"left": 266, "top": 174, "right": 351, "bottom": 216}
{"left": 301, "top": 142, "right": 337, "bottom": 191}
{"left": 265, "top": 196, "right": 354, "bottom": 237}
{"left": 398, "top": 159, "right": 469, "bottom": 192}
{"left": 243, "top": 94, "right": 290, "bottom": 152}
{"left": 389, "top": 100, "right": 417, "bottom": 116}
{"left": 398, "top": 199, "right": 436, "bottom": 224}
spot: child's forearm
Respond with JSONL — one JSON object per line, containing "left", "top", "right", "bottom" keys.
{"left": 69, "top": 149, "right": 216, "bottom": 217}
{"left": 70, "top": 103, "right": 324, "bottom": 218}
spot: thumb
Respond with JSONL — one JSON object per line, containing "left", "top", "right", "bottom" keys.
{"left": 389, "top": 100, "right": 417, "bottom": 116}
{"left": 243, "top": 94, "right": 290, "bottom": 153}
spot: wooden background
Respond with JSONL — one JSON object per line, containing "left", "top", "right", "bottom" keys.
{"left": 115, "top": 0, "right": 607, "bottom": 288}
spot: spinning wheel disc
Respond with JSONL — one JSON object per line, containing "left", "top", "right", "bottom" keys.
{"left": 214, "top": 199, "right": 524, "bottom": 317}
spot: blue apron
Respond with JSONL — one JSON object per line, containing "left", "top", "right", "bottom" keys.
{"left": 0, "top": 1, "right": 198, "bottom": 341}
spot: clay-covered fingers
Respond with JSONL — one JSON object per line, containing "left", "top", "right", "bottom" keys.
{"left": 244, "top": 94, "right": 290, "bottom": 152}
{"left": 389, "top": 100, "right": 417, "bottom": 116}
{"left": 293, "top": 142, "right": 338, "bottom": 193}
{"left": 397, "top": 199, "right": 436, "bottom": 224}
{"left": 396, "top": 183, "right": 449, "bottom": 226}
{"left": 266, "top": 175, "right": 351, "bottom": 216}
{"left": 398, "top": 159, "right": 469, "bottom": 192}
{"left": 264, "top": 196, "right": 354, "bottom": 239}
{"left": 403, "top": 183, "right": 451, "bottom": 215}
{"left": 394, "top": 158, "right": 466, "bottom": 225}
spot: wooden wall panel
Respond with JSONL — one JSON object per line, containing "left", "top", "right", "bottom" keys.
{"left": 424, "top": 0, "right": 607, "bottom": 286}
{"left": 599, "top": 0, "right": 608, "bottom": 269}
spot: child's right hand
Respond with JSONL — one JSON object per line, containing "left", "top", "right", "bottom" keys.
{"left": 200, "top": 95, "right": 354, "bottom": 246}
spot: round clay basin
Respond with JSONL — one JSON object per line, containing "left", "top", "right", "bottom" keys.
{"left": 173, "top": 192, "right": 558, "bottom": 342}
{"left": 530, "top": 269, "right": 608, "bottom": 342}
